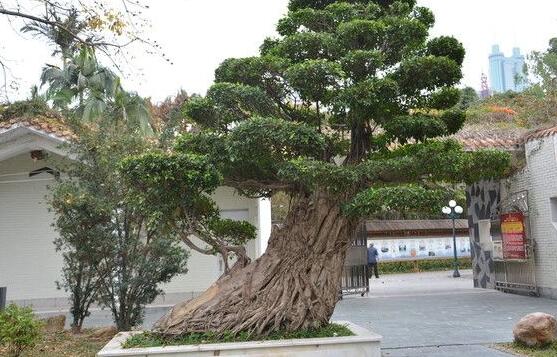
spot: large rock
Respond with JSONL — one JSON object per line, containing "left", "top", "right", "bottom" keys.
{"left": 513, "top": 312, "right": 557, "bottom": 347}
{"left": 40, "top": 315, "right": 66, "bottom": 333}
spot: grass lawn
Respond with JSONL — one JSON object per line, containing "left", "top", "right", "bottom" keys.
{"left": 123, "top": 323, "right": 354, "bottom": 349}
{"left": 0, "top": 330, "right": 113, "bottom": 357}
{"left": 497, "top": 342, "right": 557, "bottom": 357}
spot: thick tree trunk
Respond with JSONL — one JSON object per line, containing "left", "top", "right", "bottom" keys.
{"left": 154, "top": 194, "right": 356, "bottom": 336}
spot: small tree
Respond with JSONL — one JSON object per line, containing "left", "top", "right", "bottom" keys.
{"left": 50, "top": 187, "right": 107, "bottom": 332}
{"left": 50, "top": 122, "right": 188, "bottom": 331}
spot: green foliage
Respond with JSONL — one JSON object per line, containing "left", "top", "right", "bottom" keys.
{"left": 379, "top": 257, "right": 472, "bottom": 274}
{"left": 502, "top": 341, "right": 557, "bottom": 357}
{"left": 340, "top": 50, "right": 383, "bottom": 80}
{"left": 0, "top": 96, "right": 56, "bottom": 121}
{"left": 345, "top": 184, "right": 450, "bottom": 218}
{"left": 279, "top": 158, "right": 360, "bottom": 194}
{"left": 163, "top": 0, "right": 510, "bottom": 219}
{"left": 123, "top": 0, "right": 512, "bottom": 287}
{"left": 395, "top": 56, "right": 461, "bottom": 94}
{"left": 49, "top": 125, "right": 188, "bottom": 331}
{"left": 41, "top": 47, "right": 153, "bottom": 133}
{"left": 441, "top": 109, "right": 466, "bottom": 134}
{"left": 383, "top": 114, "right": 447, "bottom": 143}
{"left": 429, "top": 87, "right": 461, "bottom": 110}
{"left": 184, "top": 83, "right": 277, "bottom": 131}
{"left": 51, "top": 181, "right": 108, "bottom": 332}
{"left": 208, "top": 219, "right": 256, "bottom": 247}
{"left": 0, "top": 305, "right": 43, "bottom": 357}
{"left": 123, "top": 323, "right": 354, "bottom": 348}
{"left": 360, "top": 140, "right": 511, "bottom": 185}
{"left": 122, "top": 152, "right": 222, "bottom": 212}
{"left": 426, "top": 36, "right": 465, "bottom": 65}
{"left": 121, "top": 132, "right": 258, "bottom": 271}
{"left": 457, "top": 87, "right": 479, "bottom": 110}
{"left": 122, "top": 149, "right": 257, "bottom": 249}
{"left": 285, "top": 60, "right": 343, "bottom": 104}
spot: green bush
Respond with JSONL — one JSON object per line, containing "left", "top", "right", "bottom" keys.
{"left": 0, "top": 304, "right": 43, "bottom": 357}
{"left": 379, "top": 257, "right": 472, "bottom": 275}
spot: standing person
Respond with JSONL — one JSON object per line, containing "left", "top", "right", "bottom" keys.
{"left": 367, "top": 243, "right": 379, "bottom": 279}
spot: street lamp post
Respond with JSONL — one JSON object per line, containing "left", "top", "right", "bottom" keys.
{"left": 442, "top": 200, "right": 464, "bottom": 278}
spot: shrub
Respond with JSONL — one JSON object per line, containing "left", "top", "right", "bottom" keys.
{"left": 379, "top": 257, "right": 472, "bottom": 275}
{"left": 0, "top": 304, "right": 43, "bottom": 356}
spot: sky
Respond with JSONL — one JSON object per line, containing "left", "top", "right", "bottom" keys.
{"left": 1, "top": 0, "right": 557, "bottom": 102}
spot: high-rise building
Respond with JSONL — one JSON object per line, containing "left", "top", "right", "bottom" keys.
{"left": 489, "top": 45, "right": 527, "bottom": 93}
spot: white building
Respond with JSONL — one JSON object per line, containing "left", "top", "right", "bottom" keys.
{"left": 466, "top": 125, "right": 557, "bottom": 299}
{"left": 0, "top": 117, "right": 272, "bottom": 310}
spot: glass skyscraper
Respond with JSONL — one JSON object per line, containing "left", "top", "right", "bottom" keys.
{"left": 489, "top": 45, "right": 527, "bottom": 93}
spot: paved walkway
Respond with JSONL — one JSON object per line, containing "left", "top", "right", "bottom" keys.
{"left": 37, "top": 270, "right": 557, "bottom": 356}
{"left": 332, "top": 270, "right": 557, "bottom": 356}
{"left": 382, "top": 344, "right": 515, "bottom": 357}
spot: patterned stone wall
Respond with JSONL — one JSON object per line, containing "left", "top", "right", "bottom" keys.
{"left": 466, "top": 180, "right": 500, "bottom": 289}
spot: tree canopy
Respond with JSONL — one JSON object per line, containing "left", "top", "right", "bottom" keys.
{"left": 128, "top": 0, "right": 509, "bottom": 218}
{"left": 120, "top": 0, "right": 512, "bottom": 337}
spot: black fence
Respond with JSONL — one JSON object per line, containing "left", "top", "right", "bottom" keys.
{"left": 341, "top": 224, "right": 369, "bottom": 297}
{"left": 0, "top": 287, "right": 6, "bottom": 310}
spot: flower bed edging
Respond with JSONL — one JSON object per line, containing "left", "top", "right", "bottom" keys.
{"left": 97, "top": 321, "right": 382, "bottom": 357}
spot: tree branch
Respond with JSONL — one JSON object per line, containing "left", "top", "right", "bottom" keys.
{"left": 0, "top": 7, "right": 134, "bottom": 49}
{"left": 180, "top": 234, "right": 214, "bottom": 255}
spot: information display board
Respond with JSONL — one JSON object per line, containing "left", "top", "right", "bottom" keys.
{"left": 501, "top": 212, "right": 527, "bottom": 260}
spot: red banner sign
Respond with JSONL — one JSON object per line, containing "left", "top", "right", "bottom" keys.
{"left": 501, "top": 212, "right": 527, "bottom": 260}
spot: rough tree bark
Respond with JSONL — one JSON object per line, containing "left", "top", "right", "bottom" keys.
{"left": 154, "top": 193, "right": 357, "bottom": 336}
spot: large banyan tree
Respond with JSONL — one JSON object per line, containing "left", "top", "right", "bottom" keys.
{"left": 123, "top": 0, "right": 510, "bottom": 336}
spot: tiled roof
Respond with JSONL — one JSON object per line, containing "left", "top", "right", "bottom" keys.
{"left": 367, "top": 219, "right": 469, "bottom": 235}
{"left": 0, "top": 116, "right": 73, "bottom": 140}
{"left": 456, "top": 136, "right": 520, "bottom": 151}
{"left": 453, "top": 125, "right": 526, "bottom": 151}
{"left": 521, "top": 125, "right": 557, "bottom": 143}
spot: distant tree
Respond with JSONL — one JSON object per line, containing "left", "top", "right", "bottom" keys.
{"left": 530, "top": 38, "right": 557, "bottom": 96}
{"left": 123, "top": 0, "right": 510, "bottom": 337}
{"left": 149, "top": 90, "right": 190, "bottom": 146}
{"left": 458, "top": 87, "right": 479, "bottom": 110}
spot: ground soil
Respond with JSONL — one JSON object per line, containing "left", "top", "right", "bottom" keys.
{"left": 0, "top": 328, "right": 115, "bottom": 357}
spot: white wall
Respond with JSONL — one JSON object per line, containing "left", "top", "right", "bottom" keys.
{"left": 523, "top": 137, "right": 557, "bottom": 294}
{"left": 0, "top": 154, "right": 65, "bottom": 303}
{"left": 502, "top": 136, "right": 557, "bottom": 297}
{"left": 0, "top": 153, "right": 271, "bottom": 307}
{"left": 161, "top": 189, "right": 255, "bottom": 297}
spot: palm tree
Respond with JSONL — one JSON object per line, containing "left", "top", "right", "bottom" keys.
{"left": 22, "top": 7, "right": 153, "bottom": 134}
{"left": 40, "top": 47, "right": 153, "bottom": 134}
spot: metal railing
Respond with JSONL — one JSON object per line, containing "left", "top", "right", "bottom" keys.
{"left": 341, "top": 224, "right": 369, "bottom": 297}
{"left": 494, "top": 259, "right": 538, "bottom": 295}
{"left": 493, "top": 190, "right": 538, "bottom": 296}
